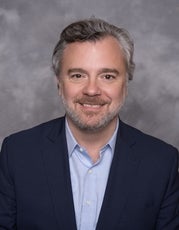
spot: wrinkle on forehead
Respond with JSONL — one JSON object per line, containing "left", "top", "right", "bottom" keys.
{"left": 60, "top": 36, "right": 126, "bottom": 75}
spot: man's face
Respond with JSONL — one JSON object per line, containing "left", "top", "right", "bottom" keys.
{"left": 58, "top": 36, "right": 127, "bottom": 132}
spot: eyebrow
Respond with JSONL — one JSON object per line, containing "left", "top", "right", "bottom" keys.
{"left": 97, "top": 68, "right": 120, "bottom": 75}
{"left": 67, "top": 68, "right": 120, "bottom": 75}
{"left": 67, "top": 68, "right": 88, "bottom": 75}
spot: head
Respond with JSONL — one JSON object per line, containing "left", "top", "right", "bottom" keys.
{"left": 52, "top": 18, "right": 135, "bottom": 81}
{"left": 52, "top": 18, "right": 135, "bottom": 132}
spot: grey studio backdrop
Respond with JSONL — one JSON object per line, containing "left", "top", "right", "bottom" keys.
{"left": 0, "top": 0, "right": 179, "bottom": 150}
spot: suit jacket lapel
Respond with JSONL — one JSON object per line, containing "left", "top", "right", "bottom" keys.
{"left": 41, "top": 118, "right": 77, "bottom": 230}
{"left": 97, "top": 120, "right": 140, "bottom": 230}
{"left": 40, "top": 118, "right": 140, "bottom": 230}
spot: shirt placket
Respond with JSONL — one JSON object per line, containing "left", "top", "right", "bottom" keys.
{"left": 80, "top": 166, "right": 97, "bottom": 230}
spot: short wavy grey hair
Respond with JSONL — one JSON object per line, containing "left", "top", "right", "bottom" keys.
{"left": 52, "top": 18, "right": 135, "bottom": 80}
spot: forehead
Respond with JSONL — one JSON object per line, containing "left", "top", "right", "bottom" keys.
{"left": 61, "top": 36, "right": 126, "bottom": 70}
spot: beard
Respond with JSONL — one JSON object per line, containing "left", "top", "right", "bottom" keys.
{"left": 61, "top": 94, "right": 126, "bottom": 132}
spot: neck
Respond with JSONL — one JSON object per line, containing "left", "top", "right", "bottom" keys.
{"left": 67, "top": 117, "right": 118, "bottom": 162}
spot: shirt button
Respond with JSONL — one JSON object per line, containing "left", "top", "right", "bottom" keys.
{"left": 88, "top": 169, "right": 92, "bottom": 174}
{"left": 79, "top": 147, "right": 83, "bottom": 152}
{"left": 86, "top": 200, "right": 91, "bottom": 205}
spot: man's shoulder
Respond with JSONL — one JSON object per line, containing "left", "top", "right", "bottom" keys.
{"left": 119, "top": 120, "right": 178, "bottom": 158}
{"left": 2, "top": 117, "right": 65, "bottom": 146}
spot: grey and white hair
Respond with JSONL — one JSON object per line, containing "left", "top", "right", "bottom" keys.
{"left": 52, "top": 18, "right": 135, "bottom": 80}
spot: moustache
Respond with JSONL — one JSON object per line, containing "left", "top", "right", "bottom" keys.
{"left": 74, "top": 96, "right": 110, "bottom": 106}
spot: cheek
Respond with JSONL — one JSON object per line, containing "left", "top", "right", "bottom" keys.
{"left": 60, "top": 84, "right": 79, "bottom": 102}
{"left": 107, "top": 85, "right": 127, "bottom": 101}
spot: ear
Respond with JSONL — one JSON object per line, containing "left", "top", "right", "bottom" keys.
{"left": 125, "top": 82, "right": 128, "bottom": 97}
{"left": 56, "top": 78, "right": 62, "bottom": 96}
{"left": 125, "top": 76, "right": 129, "bottom": 97}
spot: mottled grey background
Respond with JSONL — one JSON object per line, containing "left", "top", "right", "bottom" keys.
{"left": 0, "top": 0, "right": 179, "bottom": 149}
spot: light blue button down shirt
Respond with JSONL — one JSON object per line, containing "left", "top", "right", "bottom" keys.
{"left": 65, "top": 119, "right": 119, "bottom": 230}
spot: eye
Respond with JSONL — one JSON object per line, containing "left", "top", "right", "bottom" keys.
{"left": 70, "top": 74, "right": 82, "bottom": 79}
{"left": 103, "top": 74, "right": 116, "bottom": 80}
{"left": 69, "top": 73, "right": 87, "bottom": 82}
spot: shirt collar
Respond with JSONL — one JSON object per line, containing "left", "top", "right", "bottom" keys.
{"left": 65, "top": 118, "right": 119, "bottom": 158}
{"left": 65, "top": 119, "right": 78, "bottom": 157}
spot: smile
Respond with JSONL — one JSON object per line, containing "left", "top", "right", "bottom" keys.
{"left": 82, "top": 104, "right": 102, "bottom": 108}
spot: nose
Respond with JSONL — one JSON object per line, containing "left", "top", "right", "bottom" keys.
{"left": 83, "top": 77, "right": 101, "bottom": 96}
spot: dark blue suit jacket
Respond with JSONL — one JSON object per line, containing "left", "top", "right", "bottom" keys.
{"left": 0, "top": 117, "right": 179, "bottom": 230}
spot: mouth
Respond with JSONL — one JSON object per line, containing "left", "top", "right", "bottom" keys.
{"left": 77, "top": 102, "right": 107, "bottom": 114}
{"left": 75, "top": 97, "right": 109, "bottom": 111}
{"left": 82, "top": 103, "right": 103, "bottom": 108}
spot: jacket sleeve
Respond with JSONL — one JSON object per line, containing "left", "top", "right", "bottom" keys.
{"left": 156, "top": 148, "right": 179, "bottom": 230}
{"left": 0, "top": 138, "right": 17, "bottom": 230}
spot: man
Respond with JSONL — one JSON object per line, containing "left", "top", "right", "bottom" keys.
{"left": 0, "top": 18, "right": 178, "bottom": 230}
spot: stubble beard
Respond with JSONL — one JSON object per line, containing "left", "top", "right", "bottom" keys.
{"left": 61, "top": 95, "right": 126, "bottom": 133}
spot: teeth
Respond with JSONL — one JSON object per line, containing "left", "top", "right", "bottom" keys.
{"left": 83, "top": 104, "right": 101, "bottom": 108}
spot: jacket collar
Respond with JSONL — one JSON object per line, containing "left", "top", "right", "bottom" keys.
{"left": 97, "top": 119, "right": 140, "bottom": 230}
{"left": 42, "top": 116, "right": 77, "bottom": 230}
{"left": 43, "top": 117, "right": 139, "bottom": 230}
